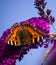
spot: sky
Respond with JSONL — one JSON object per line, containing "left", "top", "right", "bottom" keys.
{"left": 0, "top": 0, "right": 56, "bottom": 65}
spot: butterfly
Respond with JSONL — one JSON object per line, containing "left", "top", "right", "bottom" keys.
{"left": 6, "top": 23, "right": 45, "bottom": 46}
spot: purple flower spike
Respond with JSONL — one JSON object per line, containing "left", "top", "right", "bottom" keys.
{"left": 0, "top": 16, "right": 51, "bottom": 65}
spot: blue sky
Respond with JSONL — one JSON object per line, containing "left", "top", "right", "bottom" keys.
{"left": 0, "top": 0, "right": 56, "bottom": 65}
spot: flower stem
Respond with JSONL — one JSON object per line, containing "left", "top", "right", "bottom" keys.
{"left": 49, "top": 32, "right": 56, "bottom": 38}
{"left": 52, "top": 24, "right": 56, "bottom": 30}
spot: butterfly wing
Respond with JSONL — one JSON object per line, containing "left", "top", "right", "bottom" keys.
{"left": 22, "top": 24, "right": 45, "bottom": 44}
{"left": 6, "top": 24, "right": 21, "bottom": 46}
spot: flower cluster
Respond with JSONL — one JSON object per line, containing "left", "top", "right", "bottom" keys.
{"left": 0, "top": 16, "right": 50, "bottom": 65}
{"left": 34, "top": 0, "right": 55, "bottom": 24}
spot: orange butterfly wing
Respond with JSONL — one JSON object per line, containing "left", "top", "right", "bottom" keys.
{"left": 6, "top": 24, "right": 21, "bottom": 46}
{"left": 23, "top": 24, "right": 44, "bottom": 43}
